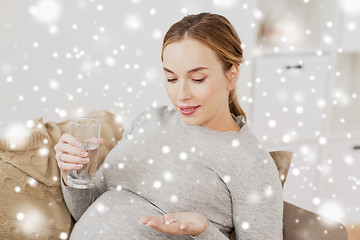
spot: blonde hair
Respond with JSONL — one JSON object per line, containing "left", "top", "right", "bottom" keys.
{"left": 161, "top": 12, "right": 247, "bottom": 122}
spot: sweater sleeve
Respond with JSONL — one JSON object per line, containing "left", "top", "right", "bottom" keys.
{"left": 230, "top": 155, "right": 284, "bottom": 240}
{"left": 189, "top": 220, "right": 229, "bottom": 240}
{"left": 61, "top": 163, "right": 107, "bottom": 221}
{"left": 191, "top": 152, "right": 283, "bottom": 240}
{"left": 61, "top": 109, "right": 149, "bottom": 222}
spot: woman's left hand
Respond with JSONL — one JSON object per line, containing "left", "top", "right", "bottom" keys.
{"left": 139, "top": 212, "right": 209, "bottom": 236}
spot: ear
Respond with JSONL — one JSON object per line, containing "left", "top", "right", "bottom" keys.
{"left": 226, "top": 65, "right": 239, "bottom": 91}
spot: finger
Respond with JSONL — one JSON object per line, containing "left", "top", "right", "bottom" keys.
{"left": 61, "top": 173, "right": 68, "bottom": 186}
{"left": 57, "top": 158, "right": 84, "bottom": 171}
{"left": 90, "top": 137, "right": 104, "bottom": 146}
{"left": 55, "top": 143, "right": 88, "bottom": 158}
{"left": 140, "top": 215, "right": 166, "bottom": 225}
{"left": 57, "top": 152, "right": 89, "bottom": 164}
{"left": 60, "top": 133, "right": 82, "bottom": 147}
{"left": 179, "top": 224, "right": 188, "bottom": 231}
{"left": 145, "top": 215, "right": 181, "bottom": 234}
{"left": 140, "top": 213, "right": 175, "bottom": 225}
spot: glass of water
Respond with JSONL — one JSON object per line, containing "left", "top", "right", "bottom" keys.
{"left": 67, "top": 117, "right": 101, "bottom": 189}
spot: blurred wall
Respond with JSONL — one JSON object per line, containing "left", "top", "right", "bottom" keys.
{"left": 0, "top": 0, "right": 258, "bottom": 137}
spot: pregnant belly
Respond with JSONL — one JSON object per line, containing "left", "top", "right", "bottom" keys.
{"left": 69, "top": 189, "right": 192, "bottom": 240}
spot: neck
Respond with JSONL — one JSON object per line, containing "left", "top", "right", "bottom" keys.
{"left": 201, "top": 112, "right": 241, "bottom": 132}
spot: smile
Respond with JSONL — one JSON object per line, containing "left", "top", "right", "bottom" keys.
{"left": 179, "top": 106, "right": 200, "bottom": 115}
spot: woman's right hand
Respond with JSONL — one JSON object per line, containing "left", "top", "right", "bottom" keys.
{"left": 54, "top": 133, "right": 105, "bottom": 186}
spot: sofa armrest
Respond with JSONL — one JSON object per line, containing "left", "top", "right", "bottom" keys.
{"left": 283, "top": 201, "right": 348, "bottom": 240}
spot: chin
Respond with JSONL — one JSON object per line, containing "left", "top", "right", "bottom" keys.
{"left": 179, "top": 115, "right": 199, "bottom": 126}
{"left": 184, "top": 121, "right": 198, "bottom": 126}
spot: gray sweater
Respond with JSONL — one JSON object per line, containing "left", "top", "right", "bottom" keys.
{"left": 61, "top": 105, "right": 283, "bottom": 239}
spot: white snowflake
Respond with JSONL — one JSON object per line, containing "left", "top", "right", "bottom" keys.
{"left": 264, "top": 186, "right": 273, "bottom": 197}
{"left": 343, "top": 155, "right": 354, "bottom": 165}
{"left": 179, "top": 152, "right": 187, "bottom": 160}
{"left": 170, "top": 195, "right": 178, "bottom": 203}
{"left": 318, "top": 137, "right": 327, "bottom": 145}
{"left": 60, "top": 232, "right": 68, "bottom": 239}
{"left": 28, "top": 177, "right": 37, "bottom": 186}
{"left": 162, "top": 145, "right": 170, "bottom": 154}
{"left": 312, "top": 197, "right": 321, "bottom": 206}
{"left": 162, "top": 171, "right": 173, "bottom": 181}
{"left": 268, "top": 120, "right": 276, "bottom": 128}
{"left": 292, "top": 168, "right": 300, "bottom": 176}
{"left": 223, "top": 175, "right": 231, "bottom": 183}
{"left": 241, "top": 221, "right": 250, "bottom": 230}
{"left": 153, "top": 180, "right": 162, "bottom": 189}
{"left": 17, "top": 212, "right": 25, "bottom": 221}
{"left": 96, "top": 202, "right": 107, "bottom": 213}
{"left": 231, "top": 139, "right": 239, "bottom": 148}
{"left": 38, "top": 147, "right": 49, "bottom": 156}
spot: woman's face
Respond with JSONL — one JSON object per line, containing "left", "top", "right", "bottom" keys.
{"left": 163, "top": 38, "right": 237, "bottom": 129}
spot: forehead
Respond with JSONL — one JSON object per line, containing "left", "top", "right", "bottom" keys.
{"left": 163, "top": 38, "right": 220, "bottom": 72}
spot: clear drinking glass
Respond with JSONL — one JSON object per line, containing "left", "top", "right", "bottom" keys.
{"left": 67, "top": 117, "right": 101, "bottom": 189}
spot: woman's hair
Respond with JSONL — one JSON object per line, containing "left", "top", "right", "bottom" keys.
{"left": 161, "top": 12, "right": 247, "bottom": 122}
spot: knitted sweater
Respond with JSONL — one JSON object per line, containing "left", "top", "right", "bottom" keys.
{"left": 61, "top": 105, "right": 283, "bottom": 239}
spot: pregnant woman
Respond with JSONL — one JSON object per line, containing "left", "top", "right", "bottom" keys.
{"left": 54, "top": 12, "right": 283, "bottom": 239}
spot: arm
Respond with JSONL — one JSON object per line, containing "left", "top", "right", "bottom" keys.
{"left": 231, "top": 158, "right": 283, "bottom": 240}
{"left": 189, "top": 220, "right": 229, "bottom": 240}
{"left": 191, "top": 152, "right": 283, "bottom": 240}
{"left": 189, "top": 175, "right": 283, "bottom": 239}
{"left": 61, "top": 109, "right": 149, "bottom": 222}
{"left": 61, "top": 162, "right": 107, "bottom": 221}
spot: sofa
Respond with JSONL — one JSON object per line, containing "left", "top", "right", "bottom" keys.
{"left": 0, "top": 110, "right": 350, "bottom": 239}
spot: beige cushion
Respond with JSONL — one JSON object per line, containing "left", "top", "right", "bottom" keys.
{"left": 0, "top": 110, "right": 124, "bottom": 239}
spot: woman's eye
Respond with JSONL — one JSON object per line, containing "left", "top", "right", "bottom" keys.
{"left": 167, "top": 78, "right": 204, "bottom": 83}
{"left": 193, "top": 79, "right": 204, "bottom": 83}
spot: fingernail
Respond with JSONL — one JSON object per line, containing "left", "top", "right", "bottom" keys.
{"left": 82, "top": 158, "right": 89, "bottom": 163}
{"left": 77, "top": 164, "right": 83, "bottom": 168}
{"left": 180, "top": 224, "right": 185, "bottom": 230}
{"left": 75, "top": 140, "right": 81, "bottom": 146}
{"left": 81, "top": 151, "right": 88, "bottom": 156}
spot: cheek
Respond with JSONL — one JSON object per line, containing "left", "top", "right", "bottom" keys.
{"left": 165, "top": 84, "right": 175, "bottom": 99}
{"left": 196, "top": 85, "right": 218, "bottom": 102}
{"left": 204, "top": 81, "right": 228, "bottom": 103}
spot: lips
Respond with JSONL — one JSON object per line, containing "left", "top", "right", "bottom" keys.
{"left": 178, "top": 105, "right": 200, "bottom": 110}
{"left": 178, "top": 105, "right": 201, "bottom": 115}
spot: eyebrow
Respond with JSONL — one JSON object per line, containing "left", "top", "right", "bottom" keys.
{"left": 163, "top": 67, "right": 209, "bottom": 74}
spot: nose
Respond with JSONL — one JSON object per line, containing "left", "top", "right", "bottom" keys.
{"left": 176, "top": 79, "right": 192, "bottom": 101}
